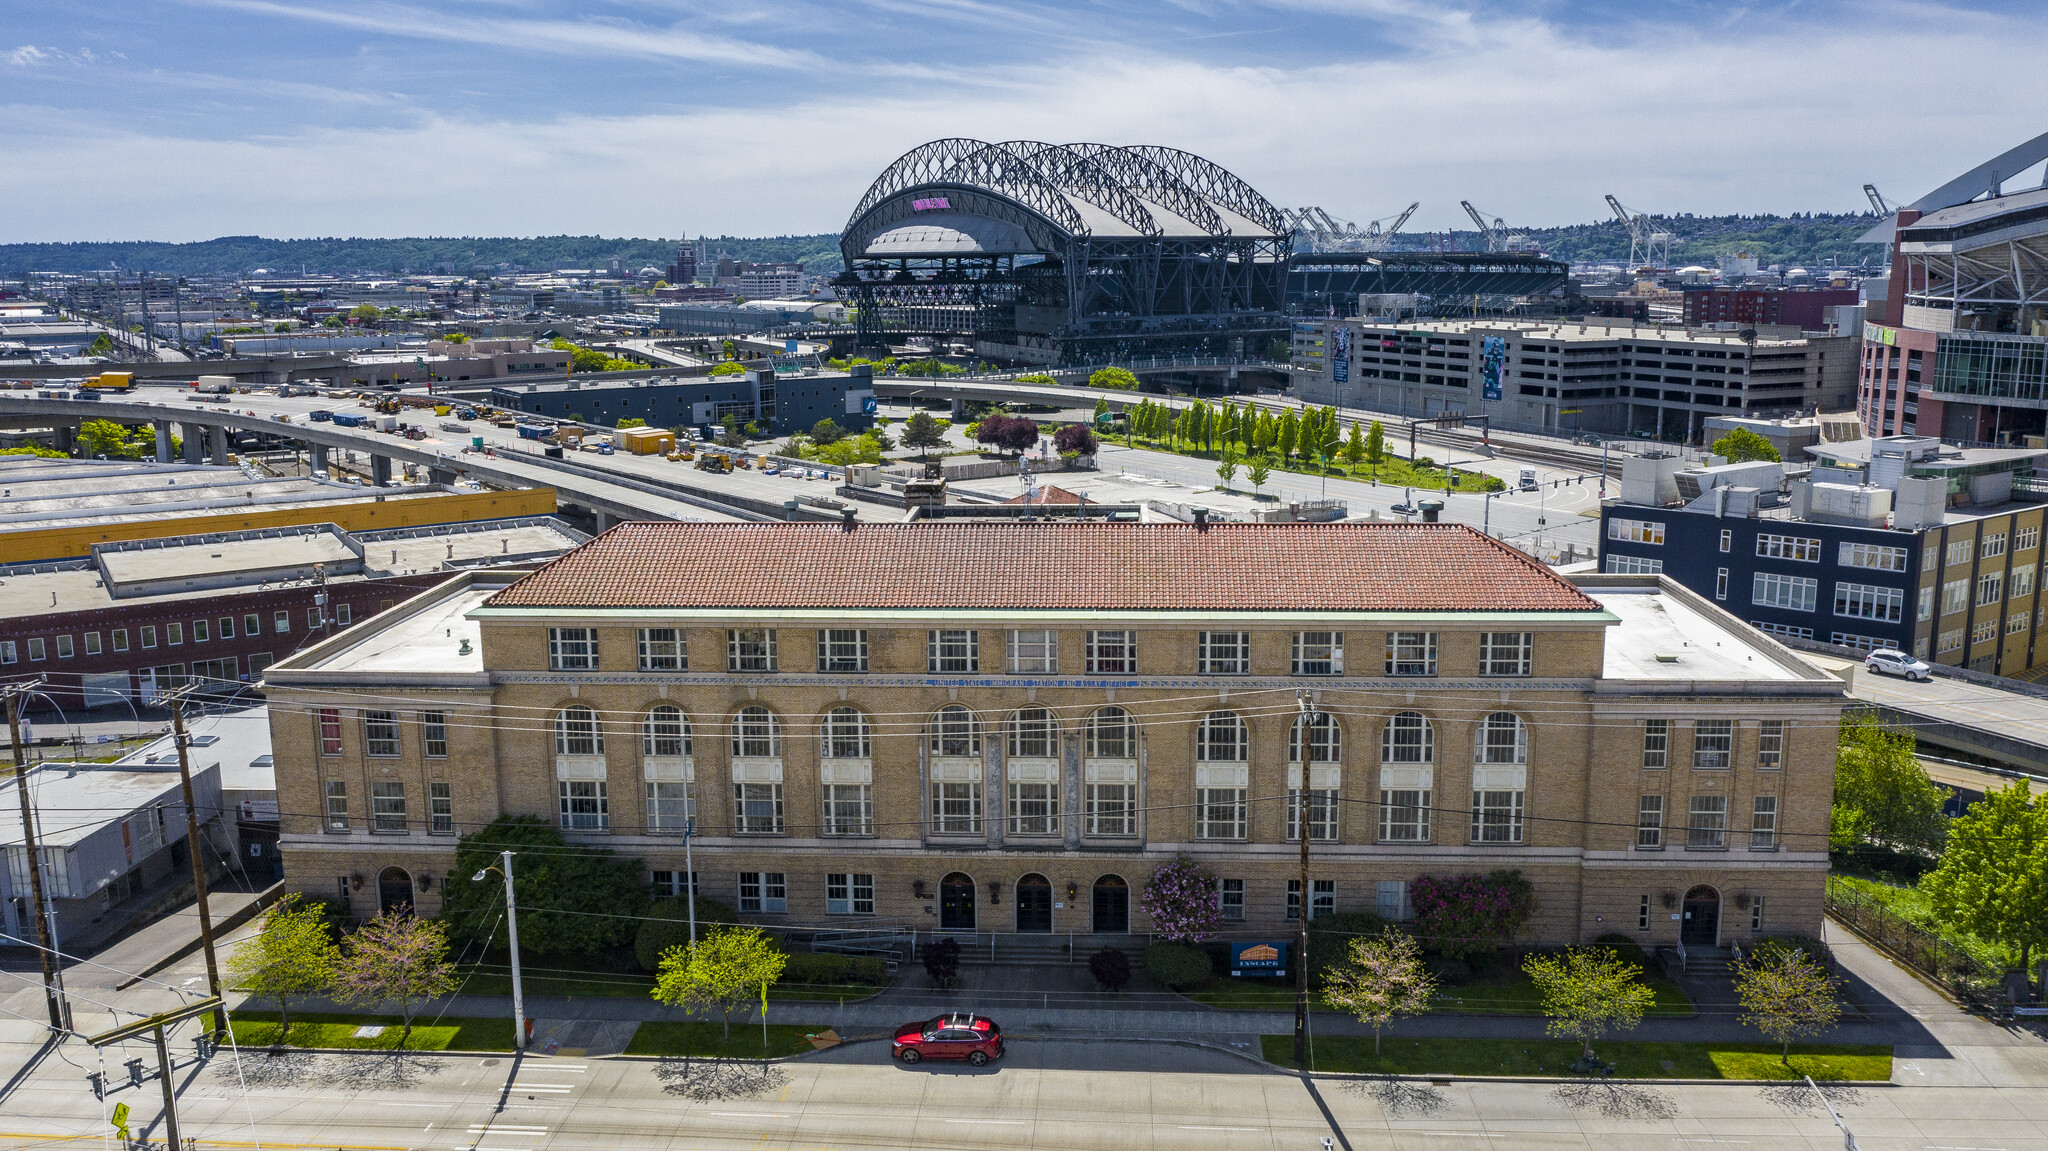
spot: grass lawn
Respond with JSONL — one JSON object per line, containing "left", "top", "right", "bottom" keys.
{"left": 1119, "top": 433, "right": 1504, "bottom": 494}
{"left": 228, "top": 1011, "right": 515, "bottom": 1052}
{"left": 455, "top": 966, "right": 884, "bottom": 1003}
{"left": 623, "top": 1021, "right": 820, "bottom": 1059}
{"left": 1263, "top": 1035, "right": 1893, "bottom": 1080}
{"left": 1187, "top": 971, "right": 1691, "bottom": 1017}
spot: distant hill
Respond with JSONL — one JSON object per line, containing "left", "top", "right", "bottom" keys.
{"left": 0, "top": 234, "right": 847, "bottom": 278}
{"left": 0, "top": 213, "right": 1887, "bottom": 279}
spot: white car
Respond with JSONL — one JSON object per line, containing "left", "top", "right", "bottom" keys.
{"left": 1865, "top": 649, "right": 1932, "bottom": 682}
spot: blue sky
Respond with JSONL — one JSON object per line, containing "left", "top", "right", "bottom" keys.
{"left": 3, "top": 0, "right": 2043, "bottom": 241}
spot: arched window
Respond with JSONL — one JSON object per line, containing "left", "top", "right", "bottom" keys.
{"left": 1476, "top": 712, "right": 1528, "bottom": 765}
{"left": 1009, "top": 707, "right": 1056, "bottom": 759}
{"left": 1380, "top": 711, "right": 1434, "bottom": 764}
{"left": 821, "top": 707, "right": 871, "bottom": 760}
{"left": 554, "top": 705, "right": 603, "bottom": 757}
{"left": 1196, "top": 711, "right": 1248, "bottom": 762}
{"left": 1289, "top": 713, "right": 1341, "bottom": 763}
{"left": 1086, "top": 707, "right": 1135, "bottom": 759}
{"left": 930, "top": 705, "right": 980, "bottom": 758}
{"left": 731, "top": 705, "right": 781, "bottom": 759}
{"left": 642, "top": 705, "right": 690, "bottom": 758}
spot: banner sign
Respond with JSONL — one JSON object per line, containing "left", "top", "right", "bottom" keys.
{"left": 1331, "top": 325, "right": 1351, "bottom": 384}
{"left": 1230, "top": 940, "right": 1290, "bottom": 976}
{"left": 1482, "top": 335, "right": 1507, "bottom": 401}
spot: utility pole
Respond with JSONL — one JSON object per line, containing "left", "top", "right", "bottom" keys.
{"left": 476, "top": 851, "right": 527, "bottom": 1050}
{"left": 684, "top": 818, "right": 698, "bottom": 951}
{"left": 166, "top": 687, "right": 227, "bottom": 1036}
{"left": 1293, "top": 691, "right": 1315, "bottom": 1068}
{"left": 5, "top": 678, "right": 65, "bottom": 1031}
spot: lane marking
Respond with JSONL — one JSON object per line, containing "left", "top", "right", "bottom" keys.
{"left": 1672, "top": 1141, "right": 1752, "bottom": 1146}
{"left": 469, "top": 1126, "right": 548, "bottom": 1133}
{"left": 1414, "top": 1133, "right": 1507, "bottom": 1139}
{"left": 1177, "top": 1126, "right": 1262, "bottom": 1132}
{"left": 942, "top": 1119, "right": 1029, "bottom": 1125}
{"left": 707, "top": 1111, "right": 791, "bottom": 1118}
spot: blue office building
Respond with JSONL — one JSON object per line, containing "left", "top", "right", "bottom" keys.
{"left": 489, "top": 367, "right": 875, "bottom": 436}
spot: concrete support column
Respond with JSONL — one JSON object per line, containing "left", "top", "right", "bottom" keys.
{"left": 429, "top": 466, "right": 458, "bottom": 486}
{"left": 55, "top": 423, "right": 76, "bottom": 456}
{"left": 155, "top": 421, "right": 173, "bottom": 463}
{"left": 370, "top": 455, "right": 393, "bottom": 486}
{"left": 211, "top": 427, "right": 230, "bottom": 465}
{"left": 593, "top": 509, "right": 614, "bottom": 532}
{"left": 950, "top": 396, "right": 967, "bottom": 420}
{"left": 182, "top": 424, "right": 202, "bottom": 464}
{"left": 310, "top": 443, "right": 329, "bottom": 474}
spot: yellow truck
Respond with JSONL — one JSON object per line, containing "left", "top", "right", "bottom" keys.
{"left": 82, "top": 371, "right": 136, "bottom": 391}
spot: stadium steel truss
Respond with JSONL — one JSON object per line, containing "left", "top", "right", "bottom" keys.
{"left": 836, "top": 139, "right": 1294, "bottom": 365}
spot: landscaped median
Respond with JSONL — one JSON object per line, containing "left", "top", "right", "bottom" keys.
{"left": 227, "top": 1012, "right": 831, "bottom": 1059}
{"left": 623, "top": 1022, "right": 822, "bottom": 1059}
{"left": 1183, "top": 970, "right": 1693, "bottom": 1017}
{"left": 1261, "top": 1036, "right": 1894, "bottom": 1081}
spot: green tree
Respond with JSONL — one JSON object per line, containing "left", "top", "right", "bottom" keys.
{"left": 1089, "top": 366, "right": 1140, "bottom": 391}
{"left": 1092, "top": 397, "right": 1110, "bottom": 426}
{"left": 1734, "top": 948, "right": 1842, "bottom": 1064}
{"left": 87, "top": 333, "right": 114, "bottom": 355}
{"left": 1833, "top": 709, "right": 1949, "bottom": 854}
{"left": 1246, "top": 457, "right": 1271, "bottom": 498}
{"left": 1215, "top": 446, "right": 1241, "bottom": 489}
{"left": 616, "top": 417, "right": 647, "bottom": 429}
{"left": 1365, "top": 420, "right": 1387, "bottom": 479}
{"left": 901, "top": 410, "right": 948, "bottom": 462}
{"left": 720, "top": 414, "right": 748, "bottom": 449}
{"left": 225, "top": 893, "right": 338, "bottom": 1042}
{"left": 1923, "top": 781, "right": 2048, "bottom": 974}
{"left": 1522, "top": 946, "right": 1656, "bottom": 1061}
{"left": 709, "top": 361, "right": 746, "bottom": 377}
{"left": 652, "top": 924, "right": 789, "bottom": 1039}
{"left": 1342, "top": 420, "right": 1366, "bottom": 472}
{"left": 1710, "top": 427, "right": 1782, "bottom": 463}
{"left": 348, "top": 304, "right": 381, "bottom": 322}
{"left": 331, "top": 911, "right": 458, "bottom": 1049}
{"left": 1253, "top": 408, "right": 1277, "bottom": 455}
{"left": 1308, "top": 407, "right": 1341, "bottom": 467}
{"left": 1323, "top": 928, "right": 1436, "bottom": 1055}
{"left": 1277, "top": 409, "right": 1299, "bottom": 461}
{"left": 77, "top": 418, "right": 147, "bottom": 460}
{"left": 810, "top": 417, "right": 845, "bottom": 445}
{"left": 438, "top": 815, "right": 649, "bottom": 958}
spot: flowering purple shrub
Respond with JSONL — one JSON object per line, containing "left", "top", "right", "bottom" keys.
{"left": 1139, "top": 855, "right": 1222, "bottom": 942}
{"left": 1409, "top": 870, "right": 1536, "bottom": 959}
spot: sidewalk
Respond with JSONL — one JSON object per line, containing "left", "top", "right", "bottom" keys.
{"left": 1821, "top": 917, "right": 2048, "bottom": 1087}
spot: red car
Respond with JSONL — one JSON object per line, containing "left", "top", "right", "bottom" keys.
{"left": 892, "top": 1013, "right": 1004, "bottom": 1066}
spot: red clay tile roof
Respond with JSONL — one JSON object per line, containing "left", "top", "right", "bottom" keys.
{"left": 1003, "top": 485, "right": 1085, "bottom": 505}
{"left": 485, "top": 522, "right": 1601, "bottom": 613}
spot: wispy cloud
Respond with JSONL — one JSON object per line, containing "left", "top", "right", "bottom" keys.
{"left": 5, "top": 44, "right": 125, "bottom": 66}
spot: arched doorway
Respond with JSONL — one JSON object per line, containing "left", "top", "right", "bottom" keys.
{"left": 1015, "top": 874, "right": 1052, "bottom": 933}
{"left": 377, "top": 867, "right": 414, "bottom": 915}
{"left": 940, "top": 872, "right": 976, "bottom": 931}
{"left": 1092, "top": 875, "right": 1129, "bottom": 934}
{"left": 1681, "top": 885, "right": 1720, "bottom": 947}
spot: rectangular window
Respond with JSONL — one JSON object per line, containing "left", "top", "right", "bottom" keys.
{"left": 166, "top": 622, "right": 183, "bottom": 646}
{"left": 1642, "top": 719, "right": 1668, "bottom": 768}
{"left": 1756, "top": 534, "right": 1822, "bottom": 562}
{"left": 219, "top": 617, "right": 234, "bottom": 640}
{"left": 307, "top": 608, "right": 322, "bottom": 630}
{"left": 244, "top": 614, "right": 260, "bottom": 638}
{"left": 141, "top": 626, "right": 157, "bottom": 650}
{"left": 1470, "top": 790, "right": 1524, "bottom": 843}
{"left": 1752, "top": 572, "right": 1818, "bottom": 612}
{"left": 1919, "top": 585, "right": 1936, "bottom": 621}
{"left": 1007, "top": 781, "right": 1058, "bottom": 836}
{"left": 727, "top": 628, "right": 777, "bottom": 672}
{"left": 1196, "top": 788, "right": 1247, "bottom": 839}
{"left": 318, "top": 708, "right": 342, "bottom": 755}
{"left": 2012, "top": 564, "right": 2036, "bottom": 598}
{"left": 192, "top": 619, "right": 208, "bottom": 643}
{"left": 1839, "top": 542, "right": 1909, "bottom": 572}
{"left": 1636, "top": 795, "right": 1664, "bottom": 848}
{"left": 735, "top": 782, "right": 785, "bottom": 833}
{"left": 423, "top": 712, "right": 448, "bottom": 758}
{"left": 1757, "top": 720, "right": 1784, "bottom": 769}
{"left": 55, "top": 635, "right": 73, "bottom": 659}
{"left": 2011, "top": 611, "right": 2031, "bottom": 635}
{"left": 1752, "top": 896, "right": 1767, "bottom": 931}
{"left": 371, "top": 782, "right": 407, "bottom": 834}
{"left": 1715, "top": 568, "right": 1729, "bottom": 600}
{"left": 323, "top": 781, "right": 348, "bottom": 831}
{"left": 1923, "top": 544, "right": 1940, "bottom": 570}
{"left": 826, "top": 873, "right": 875, "bottom": 915}
{"left": 1719, "top": 528, "right": 1732, "bottom": 553}
{"left": 737, "top": 872, "right": 787, "bottom": 914}
{"left": 1379, "top": 790, "right": 1431, "bottom": 842}
{"left": 1974, "top": 618, "right": 1999, "bottom": 644}
{"left": 1287, "top": 790, "right": 1338, "bottom": 843}
{"left": 816, "top": 629, "right": 869, "bottom": 672}
{"left": 1292, "top": 631, "right": 1344, "bottom": 675}
{"left": 1938, "top": 627, "right": 1965, "bottom": 654}
{"left": 429, "top": 782, "right": 453, "bottom": 834}
{"left": 1479, "top": 632, "right": 1532, "bottom": 676}
{"left": 1384, "top": 631, "right": 1437, "bottom": 676}
{"left": 274, "top": 611, "right": 290, "bottom": 634}
{"left": 928, "top": 629, "right": 979, "bottom": 673}
{"left": 929, "top": 780, "right": 982, "bottom": 834}
{"left": 1640, "top": 894, "right": 1652, "bottom": 932}
{"left": 112, "top": 629, "right": 129, "bottom": 652}
{"left": 1085, "top": 630, "right": 1135, "bottom": 674}
{"left": 1376, "top": 880, "right": 1411, "bottom": 922}
{"left": 1198, "top": 631, "right": 1250, "bottom": 674}
{"left": 1284, "top": 878, "right": 1336, "bottom": 921}
{"left": 2019, "top": 525, "right": 2041, "bottom": 552}
{"left": 1216, "top": 878, "right": 1245, "bottom": 921}
{"left": 1608, "top": 518, "right": 1666, "bottom": 545}
{"left": 1693, "top": 719, "right": 1733, "bottom": 768}
{"left": 364, "top": 711, "right": 400, "bottom": 757}
{"left": 1983, "top": 532, "right": 2008, "bottom": 558}
{"left": 650, "top": 870, "right": 699, "bottom": 899}
{"left": 822, "top": 783, "right": 873, "bottom": 836}
{"left": 1978, "top": 571, "right": 2004, "bottom": 607}
{"left": 1687, "top": 795, "right": 1728, "bottom": 849}
{"left": 1086, "top": 781, "right": 1135, "bottom": 836}
{"left": 1006, "top": 629, "right": 1058, "bottom": 672}
{"left": 558, "top": 780, "right": 609, "bottom": 830}
{"left": 1834, "top": 582, "right": 1904, "bottom": 622}
{"left": 1942, "top": 578, "right": 1970, "bottom": 615}
{"left": 1751, "top": 795, "right": 1778, "bottom": 849}
{"left": 647, "top": 782, "right": 696, "bottom": 832}
{"left": 548, "top": 627, "right": 598, "bottom": 670}
{"left": 1603, "top": 555, "right": 1665, "bottom": 575}
{"left": 638, "top": 627, "right": 687, "bottom": 671}
{"left": 0, "top": 641, "right": 12, "bottom": 664}
{"left": 83, "top": 631, "right": 101, "bottom": 656}
{"left": 1948, "top": 539, "right": 1973, "bottom": 566}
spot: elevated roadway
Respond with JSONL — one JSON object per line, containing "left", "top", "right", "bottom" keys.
{"left": 1805, "top": 652, "right": 2048, "bottom": 774}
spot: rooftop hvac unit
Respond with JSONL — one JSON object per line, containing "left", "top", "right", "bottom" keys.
{"left": 1806, "top": 482, "right": 1892, "bottom": 528}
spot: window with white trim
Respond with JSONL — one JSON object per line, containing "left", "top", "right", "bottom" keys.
{"left": 1752, "top": 572, "right": 1818, "bottom": 611}
{"left": 1831, "top": 632, "right": 1884, "bottom": 652}
{"left": 1983, "top": 532, "right": 2007, "bottom": 558}
{"left": 1919, "top": 585, "right": 1936, "bottom": 621}
{"left": 2019, "top": 525, "right": 2041, "bottom": 552}
{"left": 1938, "top": 627, "right": 1965, "bottom": 654}
{"left": 1839, "top": 541, "right": 1909, "bottom": 572}
{"left": 1006, "top": 629, "right": 1057, "bottom": 673}
{"left": 2012, "top": 611, "right": 2031, "bottom": 635}
{"left": 1384, "top": 631, "right": 1437, "bottom": 675}
{"left": 727, "top": 628, "right": 777, "bottom": 672}
{"left": 1942, "top": 578, "right": 1970, "bottom": 615}
{"left": 1834, "top": 582, "right": 1904, "bottom": 622}
{"left": 816, "top": 629, "right": 868, "bottom": 672}
{"left": 928, "top": 629, "right": 979, "bottom": 673}
{"left": 1947, "top": 539, "right": 1972, "bottom": 566}
{"left": 1286, "top": 878, "right": 1335, "bottom": 920}
{"left": 1479, "top": 632, "right": 1532, "bottom": 676}
{"left": 547, "top": 627, "right": 598, "bottom": 670}
{"left": 637, "top": 627, "right": 687, "bottom": 671}
{"left": 371, "top": 782, "right": 407, "bottom": 834}
{"left": 1604, "top": 555, "right": 1664, "bottom": 575}
{"left": 364, "top": 710, "right": 400, "bottom": 757}
{"left": 1757, "top": 720, "right": 1784, "bottom": 769}
{"left": 558, "top": 780, "right": 608, "bottom": 830}
{"left": 738, "top": 872, "right": 786, "bottom": 914}
{"left": 1636, "top": 795, "right": 1663, "bottom": 848}
{"left": 1693, "top": 719, "right": 1732, "bottom": 768}
{"left": 1642, "top": 719, "right": 1668, "bottom": 768}
{"left": 826, "top": 873, "right": 875, "bottom": 915}
{"left": 650, "top": 870, "right": 698, "bottom": 899}
{"left": 1756, "top": 533, "right": 1822, "bottom": 561}
{"left": 1085, "top": 630, "right": 1135, "bottom": 673}
{"left": 1216, "top": 878, "right": 1245, "bottom": 920}
{"left": 1750, "top": 795, "right": 1778, "bottom": 849}
{"left": 1470, "top": 790, "right": 1523, "bottom": 843}
{"left": 323, "top": 781, "right": 348, "bottom": 831}
{"left": 1292, "top": 631, "right": 1344, "bottom": 675}
{"left": 1085, "top": 707, "right": 1137, "bottom": 836}
{"left": 1198, "top": 631, "right": 1249, "bottom": 674}
{"left": 1974, "top": 618, "right": 1999, "bottom": 644}
{"left": 554, "top": 705, "right": 603, "bottom": 757}
{"left": 430, "top": 782, "right": 453, "bottom": 834}
{"left": 1687, "top": 794, "right": 1728, "bottom": 848}
{"left": 1608, "top": 518, "right": 1665, "bottom": 544}
{"left": 1979, "top": 571, "right": 2004, "bottom": 606}
{"left": 2012, "top": 564, "right": 2036, "bottom": 598}
{"left": 423, "top": 712, "right": 448, "bottom": 758}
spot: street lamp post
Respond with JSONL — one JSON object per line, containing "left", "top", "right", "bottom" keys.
{"left": 474, "top": 852, "right": 526, "bottom": 1051}
{"left": 1293, "top": 691, "right": 1316, "bottom": 1069}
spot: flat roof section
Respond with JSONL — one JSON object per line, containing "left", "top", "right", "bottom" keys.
{"left": 0, "top": 763, "right": 214, "bottom": 849}
{"left": 99, "top": 531, "right": 358, "bottom": 591}
{"left": 1584, "top": 585, "right": 1817, "bottom": 682}
{"left": 279, "top": 578, "right": 504, "bottom": 678}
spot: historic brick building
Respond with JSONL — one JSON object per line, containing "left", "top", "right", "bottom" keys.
{"left": 262, "top": 521, "right": 1844, "bottom": 950}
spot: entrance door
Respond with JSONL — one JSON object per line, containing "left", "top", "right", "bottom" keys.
{"left": 1092, "top": 875, "right": 1129, "bottom": 934}
{"left": 378, "top": 867, "right": 414, "bottom": 915}
{"left": 1015, "top": 874, "right": 1052, "bottom": 933}
{"left": 1681, "top": 886, "right": 1720, "bottom": 946}
{"left": 940, "top": 873, "right": 976, "bottom": 931}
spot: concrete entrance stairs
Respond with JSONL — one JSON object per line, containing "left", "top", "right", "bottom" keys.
{"left": 1682, "top": 944, "right": 1734, "bottom": 974}
{"left": 956, "top": 933, "right": 1150, "bottom": 967}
